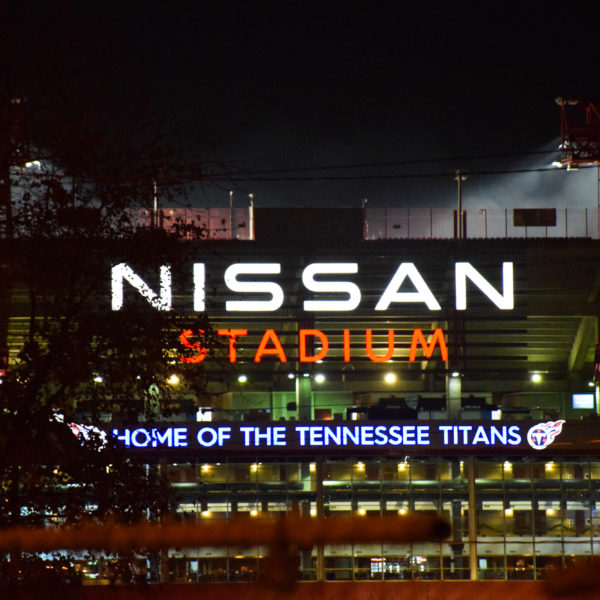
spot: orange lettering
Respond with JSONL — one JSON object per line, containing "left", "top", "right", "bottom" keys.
{"left": 409, "top": 328, "right": 448, "bottom": 362}
{"left": 217, "top": 329, "right": 248, "bottom": 362}
{"left": 254, "top": 329, "right": 287, "bottom": 363}
{"left": 365, "top": 329, "right": 394, "bottom": 362}
{"left": 179, "top": 329, "right": 207, "bottom": 363}
{"left": 299, "top": 329, "right": 329, "bottom": 362}
{"left": 343, "top": 329, "right": 351, "bottom": 362}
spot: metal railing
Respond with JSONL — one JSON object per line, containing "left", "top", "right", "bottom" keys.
{"left": 129, "top": 207, "right": 598, "bottom": 241}
{"left": 131, "top": 208, "right": 254, "bottom": 240}
{"left": 364, "top": 208, "right": 598, "bottom": 240}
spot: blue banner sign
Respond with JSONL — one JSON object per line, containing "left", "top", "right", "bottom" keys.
{"left": 107, "top": 419, "right": 591, "bottom": 457}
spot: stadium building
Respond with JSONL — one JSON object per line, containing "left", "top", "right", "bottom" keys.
{"left": 101, "top": 202, "right": 600, "bottom": 587}
{"left": 3, "top": 98, "right": 600, "bottom": 600}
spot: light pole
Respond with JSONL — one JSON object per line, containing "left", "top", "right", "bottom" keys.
{"left": 454, "top": 170, "right": 468, "bottom": 239}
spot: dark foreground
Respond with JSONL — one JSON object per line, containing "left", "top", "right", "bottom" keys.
{"left": 4, "top": 581, "right": 596, "bottom": 600}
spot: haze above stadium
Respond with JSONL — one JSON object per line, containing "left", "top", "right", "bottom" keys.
{"left": 5, "top": 2, "right": 600, "bottom": 209}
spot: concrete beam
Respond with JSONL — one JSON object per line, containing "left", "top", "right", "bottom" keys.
{"left": 568, "top": 316, "right": 597, "bottom": 372}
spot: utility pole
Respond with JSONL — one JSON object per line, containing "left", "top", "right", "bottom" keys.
{"left": 454, "top": 170, "right": 468, "bottom": 239}
{"left": 229, "top": 190, "right": 234, "bottom": 239}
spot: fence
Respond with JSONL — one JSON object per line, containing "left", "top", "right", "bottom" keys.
{"left": 132, "top": 207, "right": 598, "bottom": 241}
{"left": 364, "top": 208, "right": 598, "bottom": 240}
{"left": 133, "top": 208, "right": 253, "bottom": 240}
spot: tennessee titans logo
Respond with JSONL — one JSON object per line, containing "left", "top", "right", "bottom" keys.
{"left": 527, "top": 420, "right": 565, "bottom": 450}
{"left": 68, "top": 422, "right": 108, "bottom": 449}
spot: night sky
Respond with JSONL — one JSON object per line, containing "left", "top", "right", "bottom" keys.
{"left": 5, "top": 2, "right": 600, "bottom": 208}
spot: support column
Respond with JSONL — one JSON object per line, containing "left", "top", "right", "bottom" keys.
{"left": 315, "top": 457, "right": 325, "bottom": 581}
{"left": 158, "top": 456, "right": 169, "bottom": 584}
{"left": 466, "top": 456, "right": 478, "bottom": 580}
{"left": 446, "top": 374, "right": 462, "bottom": 419}
{"left": 296, "top": 375, "right": 312, "bottom": 420}
{"left": 449, "top": 460, "right": 465, "bottom": 579}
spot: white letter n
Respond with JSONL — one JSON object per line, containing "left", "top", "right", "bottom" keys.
{"left": 455, "top": 262, "right": 513, "bottom": 310}
{"left": 111, "top": 263, "right": 172, "bottom": 311}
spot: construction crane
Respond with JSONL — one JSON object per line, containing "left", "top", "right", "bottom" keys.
{"left": 555, "top": 97, "right": 600, "bottom": 168}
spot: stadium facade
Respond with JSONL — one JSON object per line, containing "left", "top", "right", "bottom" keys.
{"left": 106, "top": 205, "right": 600, "bottom": 584}
{"left": 6, "top": 204, "right": 600, "bottom": 589}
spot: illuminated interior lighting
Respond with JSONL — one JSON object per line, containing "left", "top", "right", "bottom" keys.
{"left": 545, "top": 462, "right": 555, "bottom": 471}
{"left": 398, "top": 508, "right": 408, "bottom": 516}
{"left": 503, "top": 461, "right": 512, "bottom": 471}
{"left": 384, "top": 372, "right": 397, "bottom": 384}
{"left": 530, "top": 372, "right": 542, "bottom": 383}
{"left": 250, "top": 463, "right": 259, "bottom": 473}
{"left": 451, "top": 371, "right": 460, "bottom": 378}
{"left": 93, "top": 375, "right": 103, "bottom": 383}
{"left": 288, "top": 373, "right": 295, "bottom": 379}
{"left": 398, "top": 462, "right": 408, "bottom": 471}
{"left": 546, "top": 508, "right": 555, "bottom": 516}
{"left": 303, "top": 373, "right": 310, "bottom": 378}
{"left": 250, "top": 509, "right": 259, "bottom": 517}
{"left": 167, "top": 374, "right": 180, "bottom": 385}
{"left": 237, "top": 374, "right": 248, "bottom": 383}
{"left": 588, "top": 381, "right": 595, "bottom": 388}
{"left": 357, "top": 508, "right": 367, "bottom": 516}
{"left": 314, "top": 373, "right": 325, "bottom": 384}
{"left": 201, "top": 510, "right": 211, "bottom": 517}
{"left": 505, "top": 507, "right": 514, "bottom": 517}
{"left": 356, "top": 462, "right": 365, "bottom": 471}
{"left": 201, "top": 464, "right": 211, "bottom": 474}
{"left": 309, "top": 462, "right": 316, "bottom": 473}
{"left": 310, "top": 507, "right": 317, "bottom": 517}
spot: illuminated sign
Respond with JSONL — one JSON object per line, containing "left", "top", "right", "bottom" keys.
{"left": 110, "top": 420, "right": 577, "bottom": 457}
{"left": 572, "top": 393, "right": 595, "bottom": 410}
{"left": 111, "top": 261, "right": 514, "bottom": 313}
{"left": 179, "top": 327, "right": 448, "bottom": 363}
{"left": 526, "top": 420, "right": 565, "bottom": 450}
{"left": 53, "top": 413, "right": 108, "bottom": 449}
